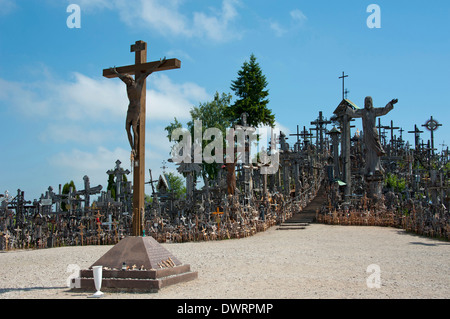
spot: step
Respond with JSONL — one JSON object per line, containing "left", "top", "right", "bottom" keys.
{"left": 279, "top": 222, "right": 310, "bottom": 226}
{"left": 276, "top": 226, "right": 306, "bottom": 230}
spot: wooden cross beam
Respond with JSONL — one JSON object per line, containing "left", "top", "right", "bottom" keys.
{"left": 79, "top": 223, "right": 86, "bottom": 245}
{"left": 103, "top": 58, "right": 181, "bottom": 78}
{"left": 300, "top": 126, "right": 313, "bottom": 142}
{"left": 289, "top": 125, "right": 302, "bottom": 144}
{"left": 382, "top": 120, "right": 399, "bottom": 146}
{"left": 408, "top": 124, "right": 424, "bottom": 150}
{"left": 103, "top": 40, "right": 180, "bottom": 236}
{"left": 311, "top": 111, "right": 332, "bottom": 128}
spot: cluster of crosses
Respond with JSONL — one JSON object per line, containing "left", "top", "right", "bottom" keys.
{"left": 1, "top": 46, "right": 449, "bottom": 250}
{"left": 316, "top": 75, "right": 449, "bottom": 238}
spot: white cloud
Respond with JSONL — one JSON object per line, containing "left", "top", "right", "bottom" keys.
{"left": 0, "top": 71, "right": 208, "bottom": 124}
{"left": 57, "top": 72, "right": 127, "bottom": 121}
{"left": 50, "top": 144, "right": 171, "bottom": 192}
{"left": 166, "top": 49, "right": 194, "bottom": 62}
{"left": 121, "top": 0, "right": 191, "bottom": 37}
{"left": 290, "top": 9, "right": 307, "bottom": 25}
{"left": 0, "top": 68, "right": 209, "bottom": 192}
{"left": 268, "top": 8, "right": 307, "bottom": 37}
{"left": 192, "top": 0, "right": 242, "bottom": 42}
{"left": 39, "top": 124, "right": 115, "bottom": 145}
{"left": 274, "top": 121, "right": 291, "bottom": 137}
{"left": 51, "top": 146, "right": 129, "bottom": 173}
{"left": 0, "top": 74, "right": 126, "bottom": 121}
{"left": 147, "top": 73, "right": 210, "bottom": 121}
{"left": 49, "top": 146, "right": 132, "bottom": 191}
{"left": 83, "top": 0, "right": 242, "bottom": 43}
{"left": 269, "top": 21, "right": 287, "bottom": 37}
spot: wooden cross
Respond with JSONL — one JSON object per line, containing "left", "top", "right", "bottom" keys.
{"left": 289, "top": 125, "right": 302, "bottom": 150}
{"left": 79, "top": 223, "right": 86, "bottom": 246}
{"left": 300, "top": 126, "right": 313, "bottom": 143}
{"left": 103, "top": 40, "right": 181, "bottom": 236}
{"left": 112, "top": 219, "right": 119, "bottom": 242}
{"left": 311, "top": 111, "right": 332, "bottom": 152}
{"left": 14, "top": 225, "right": 21, "bottom": 236}
{"left": 95, "top": 211, "right": 103, "bottom": 222}
{"left": 382, "top": 120, "right": 399, "bottom": 147}
{"left": 338, "top": 72, "right": 349, "bottom": 100}
{"left": 212, "top": 207, "right": 224, "bottom": 230}
{"left": 398, "top": 127, "right": 404, "bottom": 140}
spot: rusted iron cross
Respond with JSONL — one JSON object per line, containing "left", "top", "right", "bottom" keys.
{"left": 103, "top": 40, "right": 181, "bottom": 236}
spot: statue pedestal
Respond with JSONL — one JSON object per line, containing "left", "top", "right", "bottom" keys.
{"left": 365, "top": 171, "right": 384, "bottom": 200}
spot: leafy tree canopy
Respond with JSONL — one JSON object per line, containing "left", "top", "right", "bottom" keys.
{"left": 165, "top": 92, "right": 233, "bottom": 180}
{"left": 165, "top": 172, "right": 186, "bottom": 200}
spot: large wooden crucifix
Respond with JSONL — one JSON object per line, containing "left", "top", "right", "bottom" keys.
{"left": 103, "top": 40, "right": 180, "bottom": 236}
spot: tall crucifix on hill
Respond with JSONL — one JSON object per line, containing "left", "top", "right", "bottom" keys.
{"left": 103, "top": 40, "right": 181, "bottom": 236}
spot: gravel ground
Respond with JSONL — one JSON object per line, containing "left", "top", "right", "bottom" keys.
{"left": 0, "top": 224, "right": 449, "bottom": 299}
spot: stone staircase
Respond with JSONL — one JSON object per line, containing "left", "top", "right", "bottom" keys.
{"left": 277, "top": 186, "right": 327, "bottom": 230}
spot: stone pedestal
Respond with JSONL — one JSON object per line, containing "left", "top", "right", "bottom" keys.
{"left": 365, "top": 171, "right": 384, "bottom": 200}
{"left": 72, "top": 236, "right": 197, "bottom": 293}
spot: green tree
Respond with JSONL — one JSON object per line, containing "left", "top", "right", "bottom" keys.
{"left": 164, "top": 117, "right": 183, "bottom": 143}
{"left": 385, "top": 173, "right": 407, "bottom": 193}
{"left": 165, "top": 92, "right": 233, "bottom": 180}
{"left": 188, "top": 92, "right": 232, "bottom": 179}
{"left": 61, "top": 180, "right": 76, "bottom": 211}
{"left": 106, "top": 174, "right": 116, "bottom": 200}
{"left": 166, "top": 172, "right": 186, "bottom": 199}
{"left": 226, "top": 54, "right": 275, "bottom": 128}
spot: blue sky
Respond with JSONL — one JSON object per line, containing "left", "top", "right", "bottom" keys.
{"left": 0, "top": 0, "right": 449, "bottom": 201}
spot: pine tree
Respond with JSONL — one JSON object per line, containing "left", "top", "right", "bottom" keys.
{"left": 227, "top": 54, "right": 275, "bottom": 128}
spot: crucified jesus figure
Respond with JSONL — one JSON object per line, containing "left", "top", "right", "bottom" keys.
{"left": 111, "top": 58, "right": 166, "bottom": 157}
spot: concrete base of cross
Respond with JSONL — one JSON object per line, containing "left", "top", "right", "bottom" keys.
{"left": 71, "top": 236, "right": 198, "bottom": 293}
